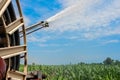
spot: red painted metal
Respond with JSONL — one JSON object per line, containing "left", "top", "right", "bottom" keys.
{"left": 0, "top": 57, "right": 6, "bottom": 80}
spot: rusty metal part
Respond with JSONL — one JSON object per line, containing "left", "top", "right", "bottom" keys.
{"left": 0, "top": 57, "right": 6, "bottom": 80}
{"left": 27, "top": 71, "right": 47, "bottom": 80}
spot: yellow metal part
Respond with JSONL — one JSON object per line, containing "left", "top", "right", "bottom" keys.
{"left": 0, "top": 0, "right": 28, "bottom": 79}
{"left": 0, "top": 45, "right": 26, "bottom": 59}
{"left": 0, "top": 0, "right": 11, "bottom": 17}
{"left": 6, "top": 17, "right": 24, "bottom": 35}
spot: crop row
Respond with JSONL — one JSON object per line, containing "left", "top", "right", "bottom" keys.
{"left": 20, "top": 64, "right": 120, "bottom": 80}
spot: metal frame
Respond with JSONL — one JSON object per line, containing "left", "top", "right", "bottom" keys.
{"left": 6, "top": 17, "right": 24, "bottom": 34}
{"left": 0, "top": 45, "right": 26, "bottom": 59}
{"left": 0, "top": 0, "right": 28, "bottom": 79}
{"left": 0, "top": 0, "right": 48, "bottom": 79}
{"left": 0, "top": 0, "right": 11, "bottom": 17}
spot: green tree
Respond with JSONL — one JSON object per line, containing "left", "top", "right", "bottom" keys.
{"left": 103, "top": 57, "right": 114, "bottom": 65}
{"left": 115, "top": 60, "right": 120, "bottom": 65}
{"left": 32, "top": 62, "right": 36, "bottom": 70}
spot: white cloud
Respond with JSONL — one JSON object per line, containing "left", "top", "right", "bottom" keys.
{"left": 27, "top": 34, "right": 72, "bottom": 47}
{"left": 39, "top": 43, "right": 59, "bottom": 47}
{"left": 58, "top": 0, "right": 100, "bottom": 8}
{"left": 67, "top": 36, "right": 79, "bottom": 40}
{"left": 27, "top": 35, "right": 39, "bottom": 42}
{"left": 27, "top": 35, "right": 51, "bottom": 43}
{"left": 24, "top": 16, "right": 31, "bottom": 26}
{"left": 102, "top": 40, "right": 120, "bottom": 45}
{"left": 39, "top": 43, "right": 71, "bottom": 47}
{"left": 45, "top": 0, "right": 120, "bottom": 40}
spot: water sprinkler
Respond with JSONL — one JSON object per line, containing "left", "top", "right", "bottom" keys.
{"left": 41, "top": 21, "right": 49, "bottom": 27}
{"left": 20, "top": 21, "right": 49, "bottom": 37}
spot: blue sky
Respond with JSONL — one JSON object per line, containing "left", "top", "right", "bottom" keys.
{"left": 17, "top": 0, "right": 120, "bottom": 65}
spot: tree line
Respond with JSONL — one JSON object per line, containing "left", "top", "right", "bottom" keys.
{"left": 103, "top": 57, "right": 120, "bottom": 65}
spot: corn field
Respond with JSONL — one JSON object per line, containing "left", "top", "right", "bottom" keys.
{"left": 20, "top": 63, "right": 120, "bottom": 80}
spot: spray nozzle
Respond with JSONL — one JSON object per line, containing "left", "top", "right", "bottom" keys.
{"left": 41, "top": 21, "right": 49, "bottom": 27}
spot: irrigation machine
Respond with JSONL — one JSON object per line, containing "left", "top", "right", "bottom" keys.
{"left": 0, "top": 0, "right": 49, "bottom": 80}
